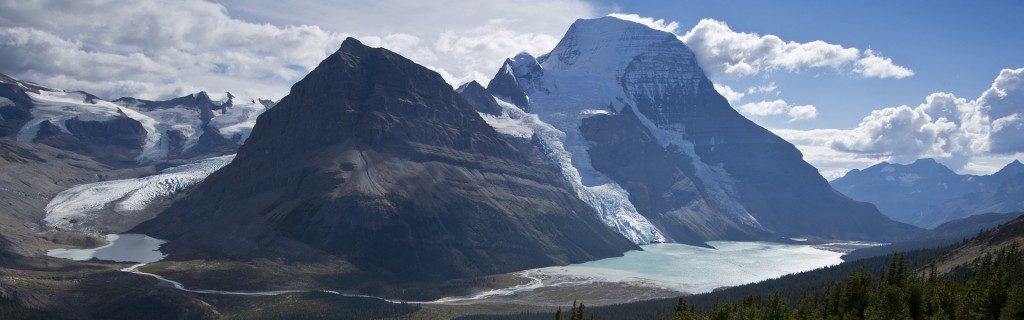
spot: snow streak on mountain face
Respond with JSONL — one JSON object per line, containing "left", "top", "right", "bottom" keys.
{"left": 44, "top": 155, "right": 234, "bottom": 232}
{"left": 479, "top": 97, "right": 667, "bottom": 244}
{"left": 484, "top": 17, "right": 762, "bottom": 244}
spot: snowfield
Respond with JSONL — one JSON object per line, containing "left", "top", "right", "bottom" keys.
{"left": 209, "top": 98, "right": 266, "bottom": 141}
{"left": 11, "top": 78, "right": 269, "bottom": 163}
{"left": 44, "top": 155, "right": 234, "bottom": 232}
{"left": 16, "top": 90, "right": 169, "bottom": 161}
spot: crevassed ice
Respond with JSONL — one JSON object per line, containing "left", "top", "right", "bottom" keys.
{"left": 482, "top": 98, "right": 665, "bottom": 244}
{"left": 44, "top": 155, "right": 234, "bottom": 231}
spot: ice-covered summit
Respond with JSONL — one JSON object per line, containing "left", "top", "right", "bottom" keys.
{"left": 545, "top": 17, "right": 697, "bottom": 75}
{"left": 501, "top": 16, "right": 706, "bottom": 120}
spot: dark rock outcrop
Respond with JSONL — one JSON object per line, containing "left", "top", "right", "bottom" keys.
{"left": 0, "top": 73, "right": 41, "bottom": 138}
{"left": 486, "top": 58, "right": 531, "bottom": 110}
{"left": 136, "top": 38, "right": 636, "bottom": 281}
{"left": 456, "top": 81, "right": 502, "bottom": 116}
{"left": 32, "top": 117, "right": 147, "bottom": 165}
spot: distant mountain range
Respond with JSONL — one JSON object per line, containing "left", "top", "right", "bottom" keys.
{"left": 832, "top": 158, "right": 1024, "bottom": 228}
{"left": 0, "top": 72, "right": 272, "bottom": 166}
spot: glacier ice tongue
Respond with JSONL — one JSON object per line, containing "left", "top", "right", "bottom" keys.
{"left": 485, "top": 97, "right": 666, "bottom": 244}
{"left": 44, "top": 155, "right": 234, "bottom": 232}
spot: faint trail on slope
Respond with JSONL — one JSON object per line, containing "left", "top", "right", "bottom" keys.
{"left": 120, "top": 263, "right": 544, "bottom": 304}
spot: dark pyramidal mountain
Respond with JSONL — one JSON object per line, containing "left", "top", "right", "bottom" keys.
{"left": 474, "top": 16, "right": 917, "bottom": 243}
{"left": 136, "top": 38, "right": 636, "bottom": 281}
{"left": 832, "top": 158, "right": 1024, "bottom": 228}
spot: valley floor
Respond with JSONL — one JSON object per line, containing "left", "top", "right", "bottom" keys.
{"left": 25, "top": 234, "right": 868, "bottom": 318}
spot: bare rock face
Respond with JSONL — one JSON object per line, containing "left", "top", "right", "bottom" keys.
{"left": 456, "top": 81, "right": 502, "bottom": 116}
{"left": 579, "top": 107, "right": 772, "bottom": 244}
{"left": 0, "top": 73, "right": 36, "bottom": 137}
{"left": 136, "top": 38, "right": 636, "bottom": 281}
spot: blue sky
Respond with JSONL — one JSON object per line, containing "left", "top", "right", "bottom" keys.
{"left": 1, "top": 0, "right": 1021, "bottom": 177}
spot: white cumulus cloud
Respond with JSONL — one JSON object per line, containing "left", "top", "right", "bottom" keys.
{"left": 788, "top": 105, "right": 818, "bottom": 121}
{"left": 0, "top": 0, "right": 597, "bottom": 99}
{"left": 606, "top": 13, "right": 680, "bottom": 33}
{"left": 854, "top": 49, "right": 915, "bottom": 79}
{"left": 747, "top": 83, "right": 778, "bottom": 94}
{"left": 611, "top": 14, "right": 914, "bottom": 80}
{"left": 738, "top": 99, "right": 817, "bottom": 121}
{"left": 713, "top": 83, "right": 745, "bottom": 105}
{"left": 780, "top": 68, "right": 1024, "bottom": 173}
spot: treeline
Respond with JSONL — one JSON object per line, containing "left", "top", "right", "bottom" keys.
{"left": 568, "top": 243, "right": 1024, "bottom": 320}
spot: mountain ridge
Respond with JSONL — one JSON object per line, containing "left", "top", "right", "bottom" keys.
{"left": 832, "top": 158, "right": 1024, "bottom": 227}
{"left": 135, "top": 37, "right": 637, "bottom": 282}
{"left": 0, "top": 72, "right": 271, "bottom": 166}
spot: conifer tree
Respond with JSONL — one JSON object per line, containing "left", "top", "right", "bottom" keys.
{"left": 1001, "top": 285, "right": 1024, "bottom": 320}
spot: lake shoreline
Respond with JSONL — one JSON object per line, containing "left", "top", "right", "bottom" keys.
{"left": 45, "top": 235, "right": 873, "bottom": 306}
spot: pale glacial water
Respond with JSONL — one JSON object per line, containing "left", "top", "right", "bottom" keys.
{"left": 523, "top": 241, "right": 845, "bottom": 294}
{"left": 45, "top": 237, "right": 848, "bottom": 303}
{"left": 47, "top": 233, "right": 166, "bottom": 263}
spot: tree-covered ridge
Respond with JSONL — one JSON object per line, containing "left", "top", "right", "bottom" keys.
{"left": 562, "top": 243, "right": 1024, "bottom": 320}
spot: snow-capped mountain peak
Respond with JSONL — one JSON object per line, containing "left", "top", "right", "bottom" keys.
{"left": 475, "top": 16, "right": 916, "bottom": 245}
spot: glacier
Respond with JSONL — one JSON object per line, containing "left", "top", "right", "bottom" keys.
{"left": 44, "top": 154, "right": 234, "bottom": 232}
{"left": 17, "top": 89, "right": 168, "bottom": 161}
{"left": 12, "top": 79, "right": 269, "bottom": 163}
{"left": 208, "top": 97, "right": 267, "bottom": 141}
{"left": 480, "top": 97, "right": 666, "bottom": 244}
